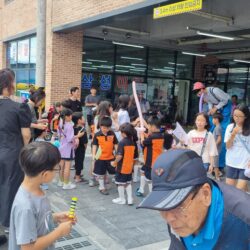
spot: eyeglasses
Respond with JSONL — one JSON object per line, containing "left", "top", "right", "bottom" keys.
{"left": 168, "top": 186, "right": 201, "bottom": 216}
{"left": 233, "top": 114, "right": 245, "bottom": 119}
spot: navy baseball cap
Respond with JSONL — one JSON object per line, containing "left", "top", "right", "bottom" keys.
{"left": 137, "top": 149, "right": 209, "bottom": 211}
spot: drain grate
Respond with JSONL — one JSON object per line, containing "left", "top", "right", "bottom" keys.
{"left": 55, "top": 241, "right": 92, "bottom": 250}
{"left": 55, "top": 227, "right": 98, "bottom": 250}
{"left": 57, "top": 228, "right": 82, "bottom": 242}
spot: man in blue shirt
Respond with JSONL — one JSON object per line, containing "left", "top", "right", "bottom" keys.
{"left": 137, "top": 149, "right": 250, "bottom": 250}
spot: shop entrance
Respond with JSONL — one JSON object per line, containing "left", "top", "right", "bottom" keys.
{"left": 174, "top": 80, "right": 190, "bottom": 124}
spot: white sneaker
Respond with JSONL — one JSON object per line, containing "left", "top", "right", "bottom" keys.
{"left": 62, "top": 182, "right": 76, "bottom": 190}
{"left": 127, "top": 199, "right": 134, "bottom": 206}
{"left": 57, "top": 180, "right": 63, "bottom": 187}
{"left": 133, "top": 178, "right": 139, "bottom": 183}
{"left": 112, "top": 197, "right": 126, "bottom": 205}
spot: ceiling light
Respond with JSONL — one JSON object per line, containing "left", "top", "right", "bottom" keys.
{"left": 112, "top": 41, "right": 144, "bottom": 48}
{"left": 115, "top": 69, "right": 129, "bottom": 73}
{"left": 82, "top": 62, "right": 92, "bottom": 64}
{"left": 182, "top": 52, "right": 206, "bottom": 57}
{"left": 82, "top": 52, "right": 86, "bottom": 54}
{"left": 131, "top": 63, "right": 146, "bottom": 67}
{"left": 87, "top": 59, "right": 108, "bottom": 63}
{"left": 116, "top": 65, "right": 135, "bottom": 68}
{"left": 168, "top": 62, "right": 186, "bottom": 66}
{"left": 130, "top": 68, "right": 146, "bottom": 72}
{"left": 121, "top": 56, "right": 143, "bottom": 61}
{"left": 96, "top": 65, "right": 113, "bottom": 69}
{"left": 234, "top": 59, "right": 250, "bottom": 64}
{"left": 152, "top": 68, "right": 173, "bottom": 72}
{"left": 82, "top": 66, "right": 97, "bottom": 70}
{"left": 197, "top": 31, "right": 235, "bottom": 41}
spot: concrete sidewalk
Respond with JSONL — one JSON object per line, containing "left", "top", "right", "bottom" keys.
{"left": 47, "top": 151, "right": 170, "bottom": 250}
{"left": 1, "top": 146, "right": 170, "bottom": 250}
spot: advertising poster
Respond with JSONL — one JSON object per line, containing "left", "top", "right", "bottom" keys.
{"left": 18, "top": 39, "right": 29, "bottom": 64}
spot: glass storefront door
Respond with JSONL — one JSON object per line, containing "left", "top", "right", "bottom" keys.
{"left": 174, "top": 80, "right": 190, "bottom": 123}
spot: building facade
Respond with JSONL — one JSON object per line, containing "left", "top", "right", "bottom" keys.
{"left": 1, "top": 0, "right": 250, "bottom": 123}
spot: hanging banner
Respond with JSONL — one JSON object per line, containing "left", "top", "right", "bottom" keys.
{"left": 153, "top": 0, "right": 202, "bottom": 19}
{"left": 18, "top": 39, "right": 29, "bottom": 64}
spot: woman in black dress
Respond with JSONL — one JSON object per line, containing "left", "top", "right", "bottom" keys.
{"left": 0, "top": 69, "right": 31, "bottom": 229}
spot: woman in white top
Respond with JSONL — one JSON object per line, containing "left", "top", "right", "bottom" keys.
{"left": 225, "top": 104, "right": 250, "bottom": 191}
{"left": 187, "top": 112, "right": 218, "bottom": 173}
{"left": 114, "top": 95, "right": 130, "bottom": 141}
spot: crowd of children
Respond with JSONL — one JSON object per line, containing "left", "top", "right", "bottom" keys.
{"left": 7, "top": 86, "right": 250, "bottom": 250}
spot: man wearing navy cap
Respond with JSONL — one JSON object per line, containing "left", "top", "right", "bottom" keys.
{"left": 137, "top": 149, "right": 250, "bottom": 250}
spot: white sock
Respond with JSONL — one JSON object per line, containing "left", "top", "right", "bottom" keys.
{"left": 133, "top": 165, "right": 139, "bottom": 181}
{"left": 125, "top": 184, "right": 133, "bottom": 203}
{"left": 98, "top": 178, "right": 105, "bottom": 190}
{"left": 148, "top": 182, "right": 153, "bottom": 192}
{"left": 138, "top": 175, "right": 146, "bottom": 193}
{"left": 118, "top": 186, "right": 125, "bottom": 201}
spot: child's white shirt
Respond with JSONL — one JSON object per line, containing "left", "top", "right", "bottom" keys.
{"left": 224, "top": 123, "right": 250, "bottom": 169}
{"left": 187, "top": 129, "right": 218, "bottom": 163}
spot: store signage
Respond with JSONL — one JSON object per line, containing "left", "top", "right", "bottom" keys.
{"left": 82, "top": 73, "right": 111, "bottom": 90}
{"left": 153, "top": 0, "right": 202, "bottom": 19}
{"left": 116, "top": 76, "right": 128, "bottom": 91}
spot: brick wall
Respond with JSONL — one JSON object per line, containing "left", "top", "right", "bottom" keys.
{"left": 194, "top": 55, "right": 219, "bottom": 81}
{"left": 45, "top": 31, "right": 83, "bottom": 109}
{"left": 0, "top": 0, "right": 145, "bottom": 108}
{"left": 1, "top": 0, "right": 36, "bottom": 38}
{"left": 51, "top": 0, "right": 145, "bottom": 27}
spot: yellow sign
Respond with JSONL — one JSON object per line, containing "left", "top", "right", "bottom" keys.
{"left": 153, "top": 0, "right": 202, "bottom": 19}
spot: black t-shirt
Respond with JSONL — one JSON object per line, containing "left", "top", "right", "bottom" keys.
{"left": 68, "top": 99, "right": 82, "bottom": 112}
{"left": 74, "top": 126, "right": 88, "bottom": 147}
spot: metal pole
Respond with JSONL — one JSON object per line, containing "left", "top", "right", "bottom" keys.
{"left": 36, "top": 0, "right": 46, "bottom": 87}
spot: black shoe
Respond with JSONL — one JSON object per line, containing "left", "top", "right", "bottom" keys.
{"left": 0, "top": 235, "right": 7, "bottom": 246}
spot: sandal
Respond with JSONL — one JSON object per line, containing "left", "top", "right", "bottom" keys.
{"left": 99, "top": 189, "right": 109, "bottom": 195}
{"left": 75, "top": 177, "right": 88, "bottom": 183}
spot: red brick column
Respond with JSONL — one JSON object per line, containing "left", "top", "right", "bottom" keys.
{"left": 45, "top": 31, "right": 83, "bottom": 109}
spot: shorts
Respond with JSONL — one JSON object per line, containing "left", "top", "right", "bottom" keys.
{"left": 226, "top": 165, "right": 250, "bottom": 181}
{"left": 87, "top": 114, "right": 93, "bottom": 126}
{"left": 115, "top": 172, "right": 132, "bottom": 184}
{"left": 93, "top": 159, "right": 115, "bottom": 176}
{"left": 141, "top": 165, "right": 152, "bottom": 181}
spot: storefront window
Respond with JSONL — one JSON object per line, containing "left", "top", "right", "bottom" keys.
{"left": 30, "top": 37, "right": 36, "bottom": 67}
{"left": 148, "top": 48, "right": 175, "bottom": 78}
{"left": 176, "top": 52, "right": 193, "bottom": 79}
{"left": 227, "top": 66, "right": 248, "bottom": 102}
{"left": 17, "top": 39, "right": 30, "bottom": 68}
{"left": 81, "top": 72, "right": 113, "bottom": 101}
{"left": 82, "top": 38, "right": 114, "bottom": 74}
{"left": 247, "top": 80, "right": 250, "bottom": 106}
{"left": 216, "top": 67, "right": 228, "bottom": 90}
{"left": 114, "top": 75, "right": 145, "bottom": 103}
{"left": 81, "top": 37, "right": 195, "bottom": 122}
{"left": 147, "top": 78, "right": 172, "bottom": 113}
{"left": 6, "top": 36, "right": 36, "bottom": 98}
{"left": 115, "top": 45, "right": 146, "bottom": 76}
{"left": 7, "top": 41, "right": 17, "bottom": 68}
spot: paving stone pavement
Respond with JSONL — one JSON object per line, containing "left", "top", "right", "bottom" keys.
{"left": 47, "top": 148, "right": 171, "bottom": 250}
